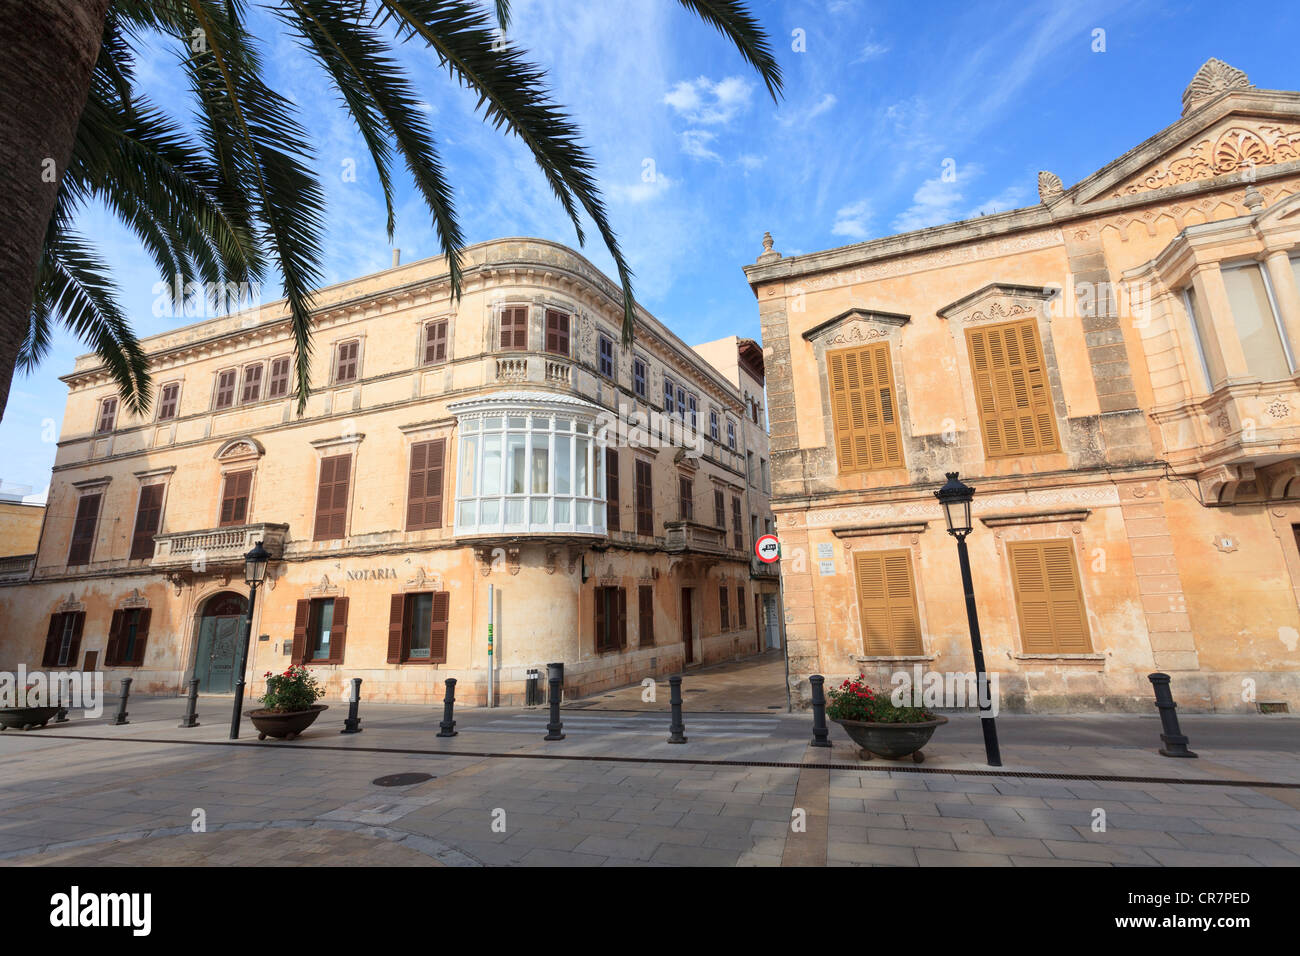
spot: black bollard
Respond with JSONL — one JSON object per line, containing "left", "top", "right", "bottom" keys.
{"left": 179, "top": 678, "right": 200, "bottom": 728}
{"left": 55, "top": 675, "right": 70, "bottom": 722}
{"left": 341, "top": 677, "right": 363, "bottom": 734}
{"left": 437, "top": 678, "right": 459, "bottom": 737}
{"left": 544, "top": 662, "right": 565, "bottom": 741}
{"left": 667, "top": 675, "right": 687, "bottom": 744}
{"left": 809, "top": 675, "right": 831, "bottom": 748}
{"left": 1148, "top": 673, "right": 1197, "bottom": 757}
{"left": 113, "top": 678, "right": 132, "bottom": 726}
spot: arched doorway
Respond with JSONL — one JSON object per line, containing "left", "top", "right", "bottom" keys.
{"left": 194, "top": 592, "right": 248, "bottom": 693}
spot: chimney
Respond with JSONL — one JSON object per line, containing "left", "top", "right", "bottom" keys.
{"left": 392, "top": 248, "right": 401, "bottom": 268}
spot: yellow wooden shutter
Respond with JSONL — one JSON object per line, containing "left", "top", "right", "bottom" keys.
{"left": 967, "top": 319, "right": 1058, "bottom": 459}
{"left": 828, "top": 343, "right": 904, "bottom": 473}
{"left": 854, "top": 549, "right": 922, "bottom": 655}
{"left": 1007, "top": 540, "right": 1091, "bottom": 653}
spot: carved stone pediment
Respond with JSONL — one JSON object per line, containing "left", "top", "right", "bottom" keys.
{"left": 1037, "top": 171, "right": 1065, "bottom": 203}
{"left": 802, "top": 307, "right": 910, "bottom": 345}
{"left": 1104, "top": 119, "right": 1300, "bottom": 201}
{"left": 936, "top": 282, "right": 1055, "bottom": 324}
{"left": 215, "top": 436, "right": 265, "bottom": 462}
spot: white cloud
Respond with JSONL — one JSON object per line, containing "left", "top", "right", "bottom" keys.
{"left": 891, "top": 171, "right": 970, "bottom": 233}
{"left": 663, "top": 75, "right": 754, "bottom": 125}
{"left": 855, "top": 38, "right": 890, "bottom": 62}
{"left": 779, "top": 93, "right": 838, "bottom": 127}
{"left": 966, "top": 184, "right": 1031, "bottom": 219}
{"left": 832, "top": 200, "right": 873, "bottom": 239}
{"left": 680, "top": 129, "right": 722, "bottom": 162}
{"left": 607, "top": 174, "right": 676, "bottom": 204}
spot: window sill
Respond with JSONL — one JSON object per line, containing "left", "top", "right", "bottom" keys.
{"left": 1012, "top": 653, "right": 1105, "bottom": 665}
{"left": 397, "top": 658, "right": 447, "bottom": 665}
{"left": 851, "top": 655, "right": 935, "bottom": 664}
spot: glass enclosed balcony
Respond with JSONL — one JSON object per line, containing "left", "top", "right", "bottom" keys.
{"left": 450, "top": 391, "right": 607, "bottom": 538}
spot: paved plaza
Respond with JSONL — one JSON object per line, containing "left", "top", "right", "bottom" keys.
{"left": 1, "top": 658, "right": 1298, "bottom": 867}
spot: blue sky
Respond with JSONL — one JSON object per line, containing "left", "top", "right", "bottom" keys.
{"left": 3, "top": 0, "right": 1298, "bottom": 499}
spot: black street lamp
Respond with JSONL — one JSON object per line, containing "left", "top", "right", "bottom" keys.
{"left": 229, "top": 540, "right": 271, "bottom": 740}
{"left": 934, "top": 472, "right": 1002, "bottom": 767}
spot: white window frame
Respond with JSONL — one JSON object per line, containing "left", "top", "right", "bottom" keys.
{"left": 452, "top": 396, "right": 606, "bottom": 537}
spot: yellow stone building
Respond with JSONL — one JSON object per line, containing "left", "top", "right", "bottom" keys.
{"left": 747, "top": 59, "right": 1300, "bottom": 713}
{"left": 0, "top": 239, "right": 779, "bottom": 705}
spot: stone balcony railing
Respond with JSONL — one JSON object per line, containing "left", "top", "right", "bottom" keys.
{"left": 750, "top": 555, "right": 780, "bottom": 579}
{"left": 493, "top": 354, "right": 575, "bottom": 387}
{"left": 152, "top": 522, "right": 289, "bottom": 570}
{"left": 663, "top": 520, "right": 729, "bottom": 555}
{"left": 1151, "top": 378, "right": 1300, "bottom": 504}
{"left": 0, "top": 553, "right": 35, "bottom": 584}
{"left": 495, "top": 356, "right": 528, "bottom": 383}
{"left": 545, "top": 359, "right": 571, "bottom": 385}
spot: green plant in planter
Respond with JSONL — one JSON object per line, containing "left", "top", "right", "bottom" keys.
{"left": 826, "top": 675, "right": 936, "bottom": 724}
{"left": 260, "top": 666, "right": 325, "bottom": 714}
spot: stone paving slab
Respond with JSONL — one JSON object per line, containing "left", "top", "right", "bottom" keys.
{"left": 2, "top": 705, "right": 1299, "bottom": 867}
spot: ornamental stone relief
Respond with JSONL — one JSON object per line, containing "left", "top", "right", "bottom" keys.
{"left": 1109, "top": 123, "right": 1300, "bottom": 199}
{"left": 958, "top": 301, "right": 1040, "bottom": 325}
{"left": 826, "top": 323, "right": 891, "bottom": 346}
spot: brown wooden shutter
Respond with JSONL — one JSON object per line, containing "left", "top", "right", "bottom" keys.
{"left": 678, "top": 476, "right": 693, "bottom": 520}
{"left": 1008, "top": 541, "right": 1091, "bottom": 653}
{"left": 313, "top": 454, "right": 351, "bottom": 540}
{"left": 605, "top": 448, "right": 620, "bottom": 531}
{"left": 714, "top": 489, "right": 725, "bottom": 528}
{"left": 291, "top": 600, "right": 310, "bottom": 665}
{"left": 219, "top": 470, "right": 252, "bottom": 527}
{"left": 732, "top": 496, "right": 743, "bottom": 550}
{"left": 617, "top": 589, "right": 627, "bottom": 649}
{"left": 424, "top": 320, "right": 448, "bottom": 364}
{"left": 737, "top": 588, "right": 746, "bottom": 627}
{"left": 719, "top": 586, "right": 730, "bottom": 629}
{"left": 635, "top": 459, "right": 653, "bottom": 536}
{"left": 158, "top": 383, "right": 179, "bottom": 420}
{"left": 827, "top": 343, "right": 903, "bottom": 473}
{"left": 105, "top": 610, "right": 125, "bottom": 666}
{"left": 430, "top": 591, "right": 449, "bottom": 662}
{"left": 854, "top": 550, "right": 922, "bottom": 655}
{"left": 268, "top": 357, "right": 290, "bottom": 398}
{"left": 638, "top": 586, "right": 654, "bottom": 646}
{"left": 130, "top": 484, "right": 164, "bottom": 560}
{"left": 545, "top": 309, "right": 569, "bottom": 355}
{"left": 130, "top": 609, "right": 151, "bottom": 665}
{"left": 67, "top": 493, "right": 101, "bottom": 565}
{"left": 240, "top": 363, "right": 263, "bottom": 403}
{"left": 335, "top": 340, "right": 359, "bottom": 382}
{"left": 500, "top": 306, "right": 527, "bottom": 349}
{"left": 42, "top": 614, "right": 63, "bottom": 667}
{"left": 328, "top": 597, "right": 349, "bottom": 663}
{"left": 967, "top": 319, "right": 1059, "bottom": 459}
{"left": 406, "top": 440, "right": 444, "bottom": 531}
{"left": 67, "top": 612, "right": 85, "bottom": 667}
{"left": 595, "top": 588, "right": 607, "bottom": 651}
{"left": 388, "top": 594, "right": 406, "bottom": 663}
{"left": 215, "top": 369, "right": 236, "bottom": 409}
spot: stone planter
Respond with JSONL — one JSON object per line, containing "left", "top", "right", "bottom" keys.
{"left": 247, "top": 704, "right": 328, "bottom": 740}
{"left": 0, "top": 706, "right": 61, "bottom": 731}
{"left": 832, "top": 715, "right": 948, "bottom": 763}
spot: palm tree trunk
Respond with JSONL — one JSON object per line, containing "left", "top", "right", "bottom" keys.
{"left": 0, "top": 0, "right": 110, "bottom": 422}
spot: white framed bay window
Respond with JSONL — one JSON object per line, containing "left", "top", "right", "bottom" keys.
{"left": 451, "top": 392, "right": 606, "bottom": 536}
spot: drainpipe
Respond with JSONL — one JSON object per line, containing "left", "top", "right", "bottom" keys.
{"left": 487, "top": 583, "right": 494, "bottom": 708}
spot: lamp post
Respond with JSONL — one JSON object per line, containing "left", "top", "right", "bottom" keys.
{"left": 229, "top": 540, "right": 271, "bottom": 740}
{"left": 934, "top": 472, "right": 1001, "bottom": 767}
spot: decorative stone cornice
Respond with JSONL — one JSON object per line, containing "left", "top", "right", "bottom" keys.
{"left": 979, "top": 509, "right": 1091, "bottom": 528}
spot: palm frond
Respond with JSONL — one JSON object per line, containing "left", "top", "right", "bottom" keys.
{"left": 675, "top": 0, "right": 783, "bottom": 101}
